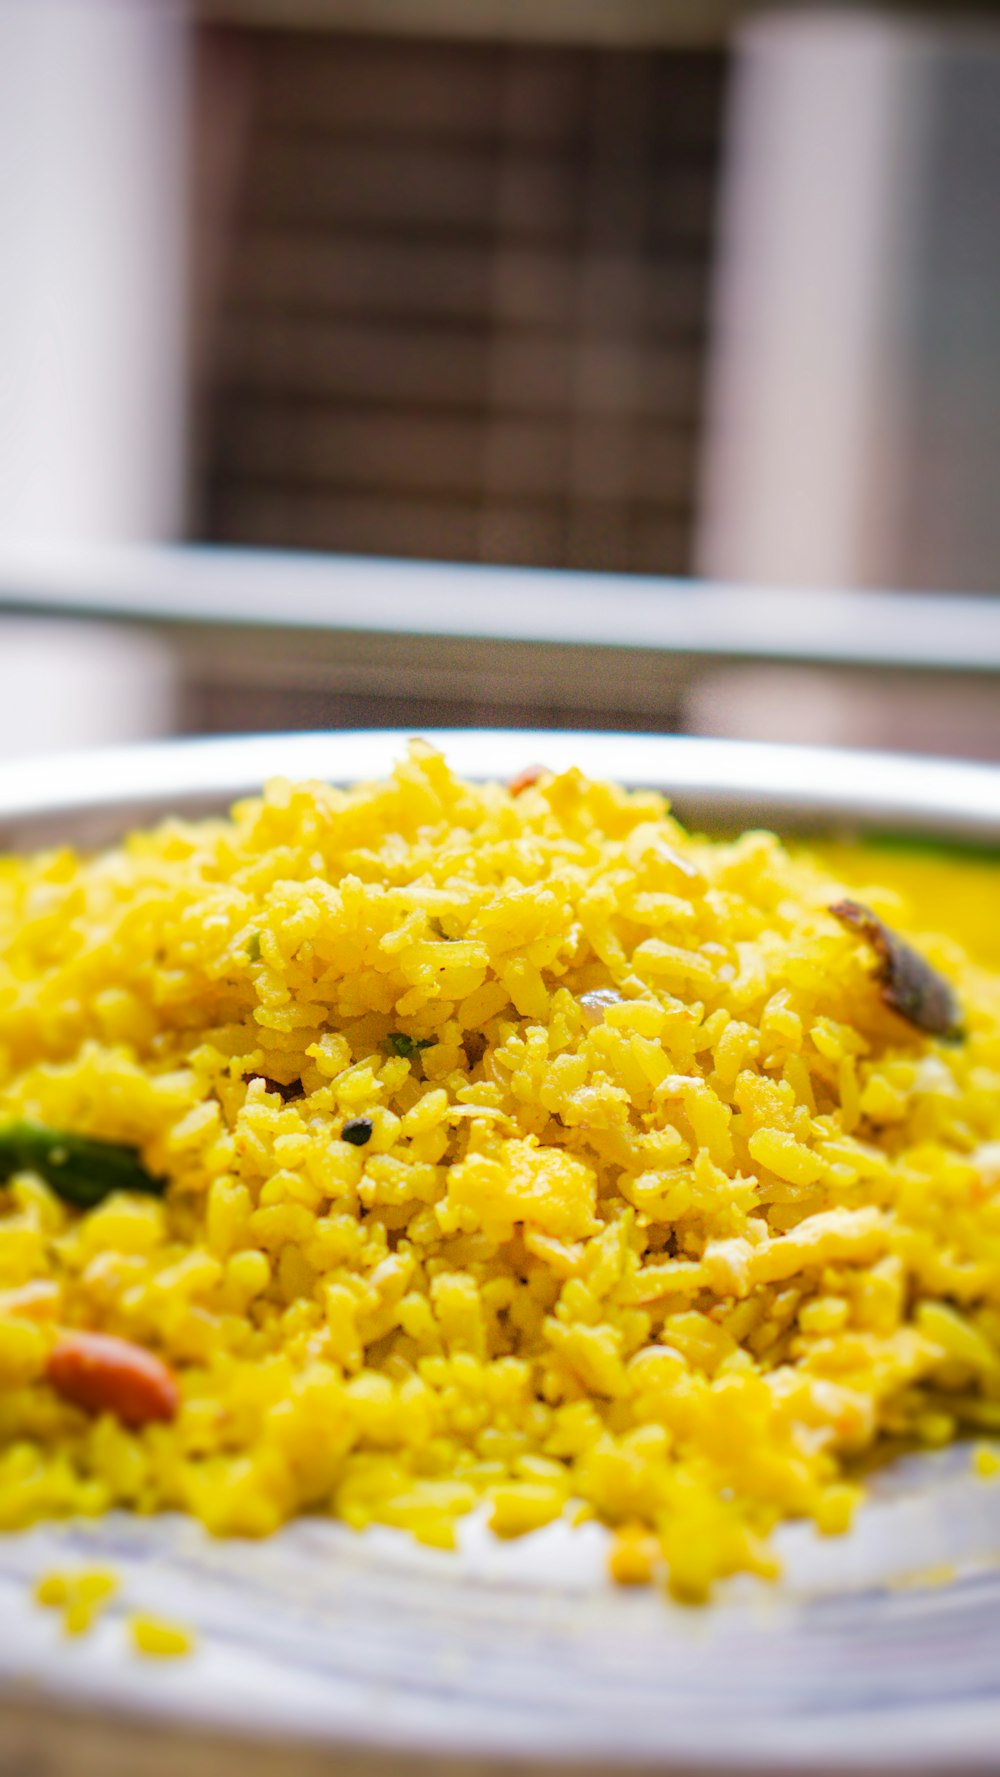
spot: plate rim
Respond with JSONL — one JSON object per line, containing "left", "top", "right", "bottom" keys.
{"left": 2, "top": 727, "right": 1000, "bottom": 1773}
{"left": 1, "top": 728, "right": 999, "bottom": 845}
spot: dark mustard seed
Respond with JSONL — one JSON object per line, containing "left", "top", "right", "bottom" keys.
{"left": 341, "top": 1116, "right": 374, "bottom": 1146}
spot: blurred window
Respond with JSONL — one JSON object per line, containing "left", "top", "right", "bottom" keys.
{"left": 196, "top": 31, "right": 726, "bottom": 573}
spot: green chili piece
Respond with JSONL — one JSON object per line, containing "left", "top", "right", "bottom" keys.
{"left": 0, "top": 1121, "right": 166, "bottom": 1209}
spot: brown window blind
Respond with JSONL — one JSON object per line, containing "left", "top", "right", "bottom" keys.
{"left": 199, "top": 31, "right": 726, "bottom": 573}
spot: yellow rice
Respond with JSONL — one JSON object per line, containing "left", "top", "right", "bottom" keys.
{"left": 0, "top": 740, "right": 999, "bottom": 1601}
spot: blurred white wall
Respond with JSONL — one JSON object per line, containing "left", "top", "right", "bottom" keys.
{"left": 0, "top": 619, "right": 179, "bottom": 761}
{"left": 0, "top": 0, "right": 188, "bottom": 754}
{"left": 0, "top": 0, "right": 189, "bottom": 541}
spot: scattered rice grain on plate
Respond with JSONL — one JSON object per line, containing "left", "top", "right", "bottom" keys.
{"left": 129, "top": 1613, "right": 195, "bottom": 1659}
{"left": 33, "top": 1566, "right": 118, "bottom": 1635}
{"left": 0, "top": 742, "right": 999, "bottom": 1601}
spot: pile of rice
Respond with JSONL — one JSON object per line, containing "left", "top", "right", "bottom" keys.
{"left": 1, "top": 741, "right": 999, "bottom": 1600}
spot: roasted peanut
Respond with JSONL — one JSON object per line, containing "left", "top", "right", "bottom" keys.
{"left": 47, "top": 1331, "right": 179, "bottom": 1426}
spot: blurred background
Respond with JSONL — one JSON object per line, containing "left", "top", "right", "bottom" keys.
{"left": 0, "top": 0, "right": 998, "bottom": 762}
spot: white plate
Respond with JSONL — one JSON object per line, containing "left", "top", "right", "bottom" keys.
{"left": 1, "top": 730, "right": 999, "bottom": 1776}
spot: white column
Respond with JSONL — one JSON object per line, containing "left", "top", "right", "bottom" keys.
{"left": 0, "top": 0, "right": 187, "bottom": 757}
{"left": 0, "top": 0, "right": 189, "bottom": 542}
{"left": 696, "top": 12, "right": 928, "bottom": 590}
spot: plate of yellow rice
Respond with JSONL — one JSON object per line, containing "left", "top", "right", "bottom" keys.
{"left": 1, "top": 728, "right": 1000, "bottom": 1775}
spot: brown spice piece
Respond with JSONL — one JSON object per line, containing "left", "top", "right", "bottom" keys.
{"left": 47, "top": 1332, "right": 180, "bottom": 1427}
{"left": 507, "top": 764, "right": 547, "bottom": 796}
{"left": 245, "top": 1073, "right": 304, "bottom": 1103}
{"left": 829, "top": 898, "right": 964, "bottom": 1040}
